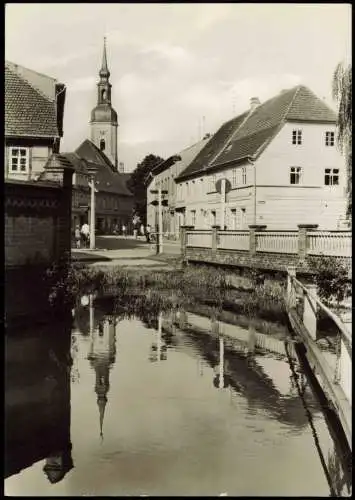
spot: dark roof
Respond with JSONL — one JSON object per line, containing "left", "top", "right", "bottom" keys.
{"left": 75, "top": 140, "right": 132, "bottom": 196}
{"left": 62, "top": 152, "right": 89, "bottom": 175}
{"left": 5, "top": 63, "right": 60, "bottom": 138}
{"left": 176, "top": 113, "right": 248, "bottom": 181}
{"left": 177, "top": 85, "right": 337, "bottom": 180}
{"left": 152, "top": 137, "right": 210, "bottom": 180}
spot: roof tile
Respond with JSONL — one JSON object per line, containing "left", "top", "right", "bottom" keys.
{"left": 5, "top": 64, "right": 59, "bottom": 138}
{"left": 177, "top": 85, "right": 337, "bottom": 179}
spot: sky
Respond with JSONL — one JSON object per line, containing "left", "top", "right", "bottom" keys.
{"left": 5, "top": 3, "right": 351, "bottom": 172}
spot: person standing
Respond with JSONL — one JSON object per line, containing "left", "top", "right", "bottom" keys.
{"left": 122, "top": 224, "right": 126, "bottom": 238}
{"left": 140, "top": 224, "right": 145, "bottom": 238}
{"left": 145, "top": 224, "right": 151, "bottom": 243}
{"left": 81, "top": 222, "right": 90, "bottom": 248}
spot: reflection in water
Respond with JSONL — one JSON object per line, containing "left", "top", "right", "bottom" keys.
{"left": 86, "top": 296, "right": 118, "bottom": 441}
{"left": 5, "top": 314, "right": 73, "bottom": 482}
{"left": 5, "top": 298, "right": 352, "bottom": 497}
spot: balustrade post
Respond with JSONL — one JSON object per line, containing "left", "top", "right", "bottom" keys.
{"left": 180, "top": 225, "right": 194, "bottom": 259}
{"left": 339, "top": 336, "right": 352, "bottom": 404}
{"left": 297, "top": 224, "right": 318, "bottom": 260}
{"left": 286, "top": 266, "right": 297, "bottom": 309}
{"left": 303, "top": 283, "right": 318, "bottom": 340}
{"left": 211, "top": 225, "right": 220, "bottom": 257}
{"left": 248, "top": 225, "right": 267, "bottom": 256}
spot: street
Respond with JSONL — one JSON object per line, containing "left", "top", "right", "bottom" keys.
{"left": 95, "top": 235, "right": 181, "bottom": 255}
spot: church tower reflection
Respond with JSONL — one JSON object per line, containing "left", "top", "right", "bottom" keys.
{"left": 87, "top": 301, "right": 118, "bottom": 441}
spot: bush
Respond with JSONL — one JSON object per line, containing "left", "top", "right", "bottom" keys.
{"left": 308, "top": 255, "right": 351, "bottom": 304}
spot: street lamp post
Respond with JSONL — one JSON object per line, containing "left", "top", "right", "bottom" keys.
{"left": 150, "top": 188, "right": 168, "bottom": 254}
{"left": 87, "top": 165, "right": 98, "bottom": 250}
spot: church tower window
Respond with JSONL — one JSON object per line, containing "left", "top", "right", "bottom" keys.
{"left": 100, "top": 139, "right": 105, "bottom": 151}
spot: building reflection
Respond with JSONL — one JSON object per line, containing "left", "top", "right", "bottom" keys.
{"left": 5, "top": 314, "right": 73, "bottom": 482}
{"left": 86, "top": 295, "right": 118, "bottom": 440}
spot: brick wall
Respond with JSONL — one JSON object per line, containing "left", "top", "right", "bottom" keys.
{"left": 5, "top": 172, "right": 73, "bottom": 325}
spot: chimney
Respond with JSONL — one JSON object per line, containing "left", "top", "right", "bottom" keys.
{"left": 250, "top": 97, "right": 260, "bottom": 111}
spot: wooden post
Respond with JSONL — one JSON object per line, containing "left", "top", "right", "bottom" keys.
{"left": 286, "top": 265, "right": 297, "bottom": 309}
{"left": 211, "top": 225, "right": 220, "bottom": 257}
{"left": 180, "top": 225, "right": 194, "bottom": 260}
{"left": 297, "top": 224, "right": 318, "bottom": 260}
{"left": 303, "top": 283, "right": 318, "bottom": 340}
{"left": 248, "top": 224, "right": 267, "bottom": 256}
{"left": 157, "top": 188, "right": 163, "bottom": 254}
{"left": 89, "top": 176, "right": 96, "bottom": 250}
{"left": 339, "top": 337, "right": 352, "bottom": 404}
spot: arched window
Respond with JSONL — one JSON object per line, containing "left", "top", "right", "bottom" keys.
{"left": 101, "top": 89, "right": 107, "bottom": 101}
{"left": 100, "top": 139, "right": 105, "bottom": 151}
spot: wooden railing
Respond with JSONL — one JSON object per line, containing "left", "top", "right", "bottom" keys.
{"left": 256, "top": 231, "right": 298, "bottom": 254}
{"left": 286, "top": 267, "right": 352, "bottom": 449}
{"left": 218, "top": 230, "right": 249, "bottom": 251}
{"left": 186, "top": 230, "right": 212, "bottom": 248}
{"left": 307, "top": 231, "right": 351, "bottom": 257}
{"left": 181, "top": 226, "right": 351, "bottom": 261}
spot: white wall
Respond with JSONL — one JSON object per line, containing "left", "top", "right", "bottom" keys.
{"left": 254, "top": 122, "right": 347, "bottom": 229}
{"left": 91, "top": 121, "right": 118, "bottom": 169}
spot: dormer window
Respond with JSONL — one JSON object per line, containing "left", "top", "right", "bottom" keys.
{"left": 325, "top": 131, "right": 335, "bottom": 146}
{"left": 292, "top": 129, "right": 302, "bottom": 145}
{"left": 100, "top": 139, "right": 105, "bottom": 151}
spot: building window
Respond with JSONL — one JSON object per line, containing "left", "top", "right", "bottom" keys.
{"left": 292, "top": 129, "right": 302, "bottom": 145}
{"left": 242, "top": 166, "right": 247, "bottom": 184}
{"left": 9, "top": 147, "right": 29, "bottom": 173}
{"left": 290, "top": 166, "right": 302, "bottom": 185}
{"left": 100, "top": 139, "right": 105, "bottom": 151}
{"left": 232, "top": 168, "right": 237, "bottom": 188}
{"left": 325, "top": 131, "right": 335, "bottom": 146}
{"left": 325, "top": 168, "right": 339, "bottom": 186}
{"left": 191, "top": 210, "right": 196, "bottom": 226}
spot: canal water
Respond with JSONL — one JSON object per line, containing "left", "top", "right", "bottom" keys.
{"left": 5, "top": 298, "right": 352, "bottom": 496}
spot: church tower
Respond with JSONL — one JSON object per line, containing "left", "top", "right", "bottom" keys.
{"left": 90, "top": 38, "right": 119, "bottom": 170}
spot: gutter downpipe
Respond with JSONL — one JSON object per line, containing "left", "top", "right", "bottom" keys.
{"left": 248, "top": 158, "right": 256, "bottom": 225}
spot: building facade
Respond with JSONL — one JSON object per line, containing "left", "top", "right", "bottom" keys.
{"left": 175, "top": 86, "right": 348, "bottom": 230}
{"left": 5, "top": 61, "right": 66, "bottom": 181}
{"left": 146, "top": 137, "right": 210, "bottom": 237}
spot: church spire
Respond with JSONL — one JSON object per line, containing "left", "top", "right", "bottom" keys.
{"left": 98, "top": 394, "right": 107, "bottom": 442}
{"left": 99, "top": 37, "right": 110, "bottom": 79}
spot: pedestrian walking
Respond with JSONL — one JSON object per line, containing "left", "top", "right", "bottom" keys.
{"left": 140, "top": 224, "right": 145, "bottom": 237}
{"left": 75, "top": 225, "right": 81, "bottom": 249}
{"left": 81, "top": 222, "right": 90, "bottom": 248}
{"left": 133, "top": 226, "right": 138, "bottom": 239}
{"left": 145, "top": 224, "right": 151, "bottom": 243}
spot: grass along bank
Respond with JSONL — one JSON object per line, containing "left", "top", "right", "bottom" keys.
{"left": 47, "top": 261, "right": 288, "bottom": 326}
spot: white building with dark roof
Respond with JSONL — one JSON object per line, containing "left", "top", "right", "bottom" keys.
{"left": 174, "top": 86, "right": 348, "bottom": 230}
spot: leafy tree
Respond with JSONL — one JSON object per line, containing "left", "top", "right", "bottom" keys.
{"left": 127, "top": 154, "right": 164, "bottom": 225}
{"left": 332, "top": 62, "right": 352, "bottom": 221}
